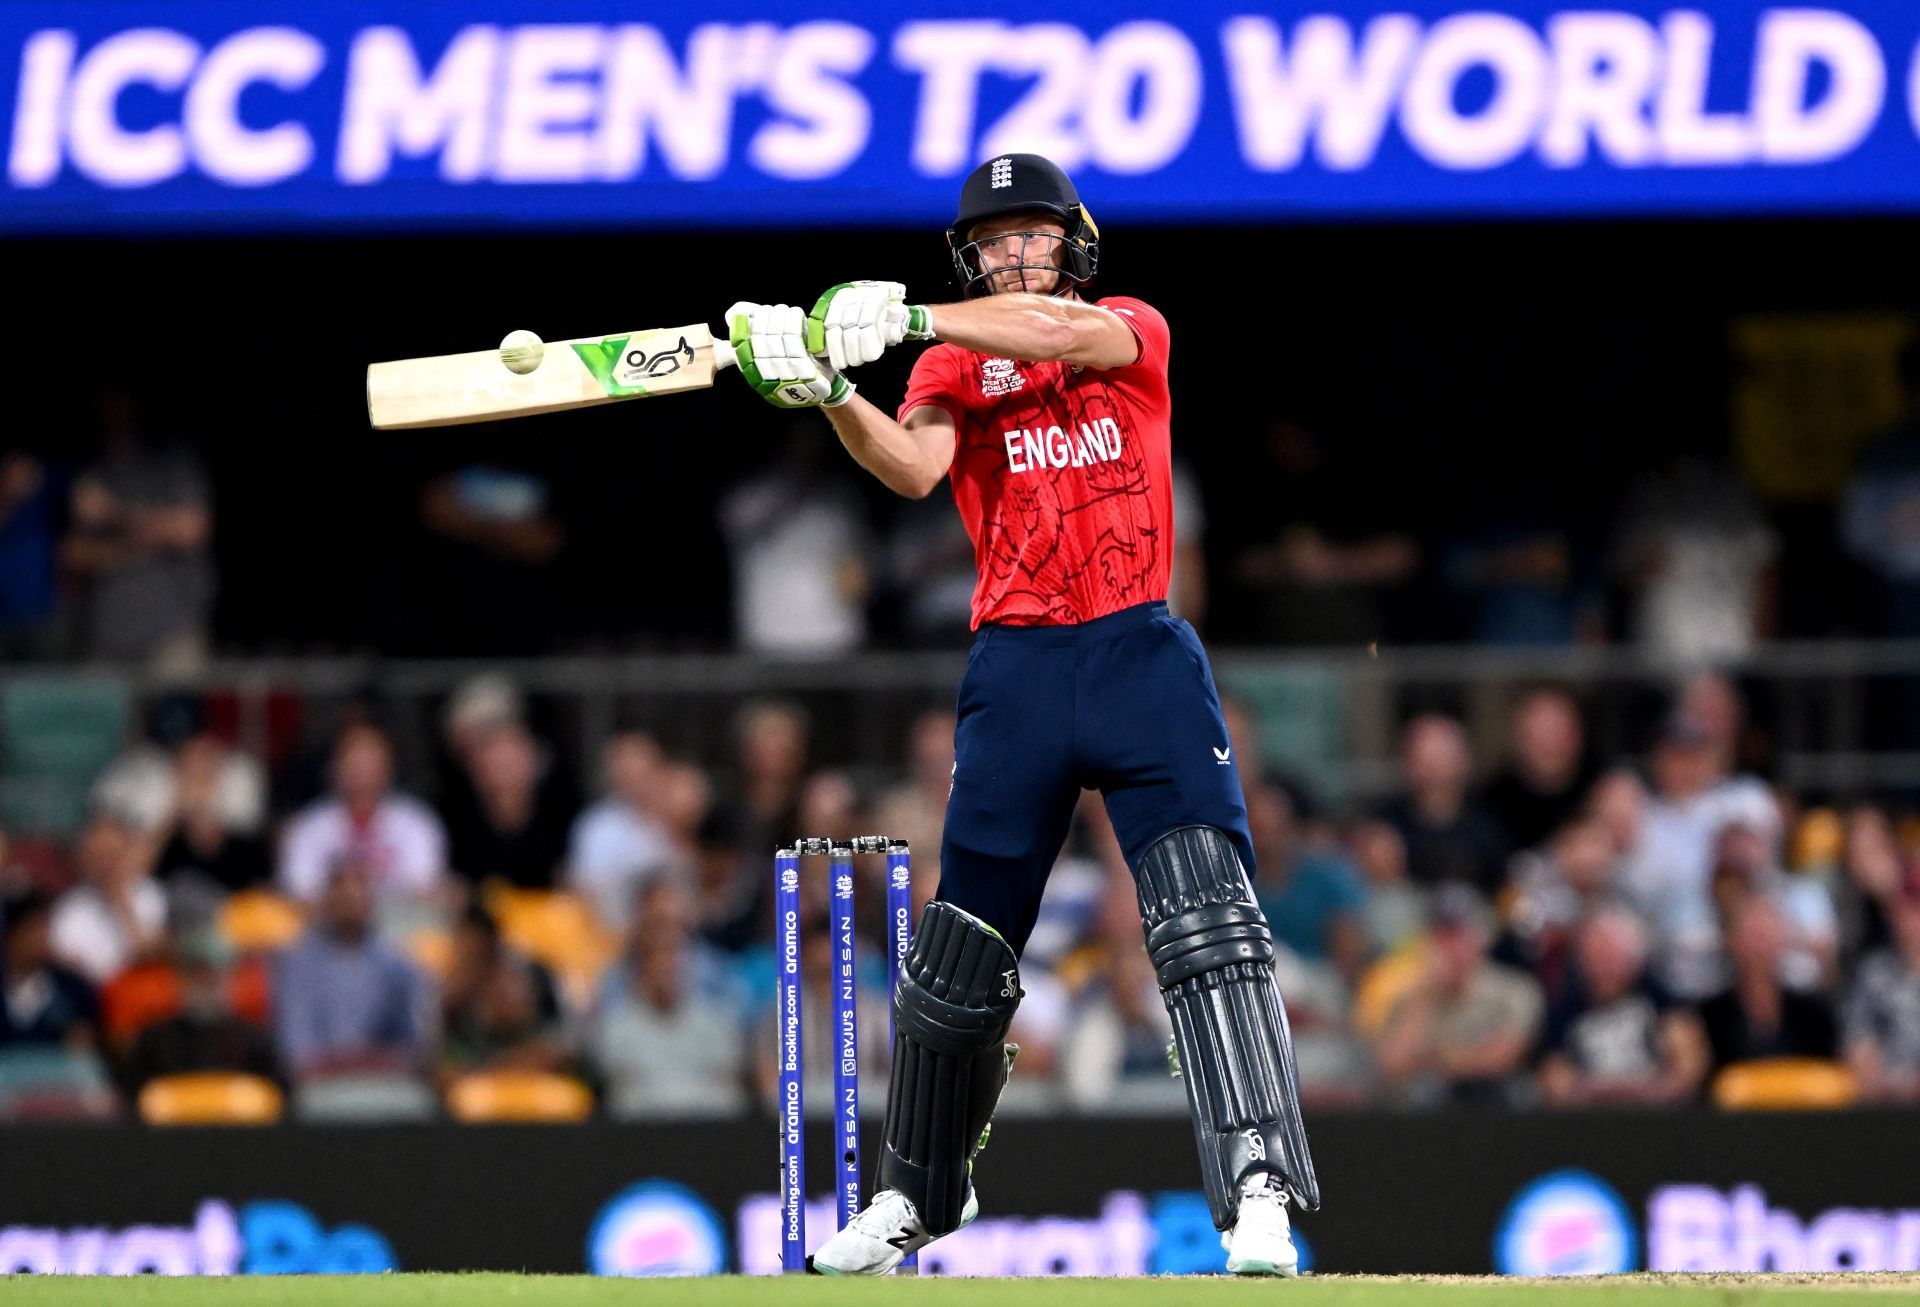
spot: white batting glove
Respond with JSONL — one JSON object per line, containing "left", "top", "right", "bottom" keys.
{"left": 806, "top": 281, "right": 935, "bottom": 371}
{"left": 727, "top": 301, "right": 854, "bottom": 410}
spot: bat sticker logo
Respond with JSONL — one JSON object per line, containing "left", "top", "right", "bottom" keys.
{"left": 625, "top": 335, "right": 695, "bottom": 377}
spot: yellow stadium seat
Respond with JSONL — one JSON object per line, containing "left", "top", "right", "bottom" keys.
{"left": 218, "top": 891, "right": 306, "bottom": 954}
{"left": 1789, "top": 809, "right": 1845, "bottom": 872}
{"left": 1353, "top": 946, "right": 1428, "bottom": 1040}
{"left": 1712, "top": 1058, "right": 1859, "bottom": 1111}
{"left": 484, "top": 887, "right": 620, "bottom": 1009}
{"left": 445, "top": 1070, "right": 593, "bottom": 1124}
{"left": 138, "top": 1073, "right": 284, "bottom": 1125}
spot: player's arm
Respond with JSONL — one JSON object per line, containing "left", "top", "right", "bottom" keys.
{"left": 916, "top": 293, "right": 1138, "bottom": 370}
{"left": 823, "top": 398, "right": 956, "bottom": 501}
{"left": 727, "top": 300, "right": 954, "bottom": 500}
{"left": 804, "top": 281, "right": 1139, "bottom": 371}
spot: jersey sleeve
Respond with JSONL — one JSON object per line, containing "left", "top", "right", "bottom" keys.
{"left": 898, "top": 345, "right": 970, "bottom": 425}
{"left": 1096, "top": 295, "right": 1171, "bottom": 378}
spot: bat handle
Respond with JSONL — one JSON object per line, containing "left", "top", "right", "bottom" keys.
{"left": 710, "top": 334, "right": 737, "bottom": 373}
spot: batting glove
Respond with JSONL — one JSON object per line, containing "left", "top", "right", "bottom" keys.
{"left": 728, "top": 301, "right": 854, "bottom": 410}
{"left": 806, "top": 281, "right": 935, "bottom": 371}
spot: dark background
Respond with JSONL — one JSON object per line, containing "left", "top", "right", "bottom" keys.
{"left": 15, "top": 215, "right": 1916, "bottom": 654}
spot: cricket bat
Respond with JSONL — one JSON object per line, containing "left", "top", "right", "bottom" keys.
{"left": 367, "top": 323, "right": 735, "bottom": 429}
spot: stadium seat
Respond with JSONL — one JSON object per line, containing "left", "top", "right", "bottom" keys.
{"left": 0, "top": 1048, "right": 120, "bottom": 1122}
{"left": 1711, "top": 1058, "right": 1859, "bottom": 1111}
{"left": 445, "top": 1070, "right": 594, "bottom": 1124}
{"left": 1353, "top": 946, "right": 1428, "bottom": 1040}
{"left": 0, "top": 678, "right": 129, "bottom": 836}
{"left": 293, "top": 1073, "right": 438, "bottom": 1124}
{"left": 1789, "top": 808, "right": 1844, "bottom": 871}
{"left": 138, "top": 1072, "right": 284, "bottom": 1125}
{"left": 483, "top": 887, "right": 619, "bottom": 1008}
{"left": 218, "top": 890, "right": 306, "bottom": 954}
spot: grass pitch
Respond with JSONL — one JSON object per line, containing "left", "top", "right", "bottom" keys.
{"left": 3, "top": 1275, "right": 1916, "bottom": 1306}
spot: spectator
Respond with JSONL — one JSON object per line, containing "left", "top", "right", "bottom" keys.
{"left": 418, "top": 463, "right": 566, "bottom": 655}
{"left": 872, "top": 709, "right": 957, "bottom": 891}
{"left": 121, "top": 927, "right": 278, "bottom": 1096}
{"left": 1612, "top": 454, "right": 1777, "bottom": 667}
{"left": 1225, "top": 419, "right": 1420, "bottom": 646}
{"left": 1248, "top": 781, "right": 1366, "bottom": 985}
{"left": 690, "top": 806, "right": 759, "bottom": 955}
{"left": 1022, "top": 798, "right": 1113, "bottom": 975}
{"left": 1679, "top": 670, "right": 1772, "bottom": 784}
{"left": 1375, "top": 886, "right": 1544, "bottom": 1105}
{"left": 1376, "top": 715, "right": 1511, "bottom": 893}
{"left": 567, "top": 731, "right": 680, "bottom": 931}
{"left": 441, "top": 721, "right": 572, "bottom": 889}
{"left": 1834, "top": 806, "right": 1913, "bottom": 967}
{"left": 1347, "top": 819, "right": 1426, "bottom": 961}
{"left": 1483, "top": 689, "right": 1596, "bottom": 853}
{"left": 87, "top": 696, "right": 193, "bottom": 837}
{"left": 50, "top": 815, "right": 165, "bottom": 985}
{"left": 880, "top": 488, "right": 976, "bottom": 647}
{"left": 154, "top": 732, "right": 271, "bottom": 911}
{"left": 1499, "top": 817, "right": 1635, "bottom": 1001}
{"left": 796, "top": 770, "right": 859, "bottom": 843}
{"left": 0, "top": 891, "right": 99, "bottom": 1050}
{"left": 61, "top": 392, "right": 215, "bottom": 669}
{"left": 274, "top": 866, "right": 434, "bottom": 1079}
{"left": 0, "top": 452, "right": 60, "bottom": 657}
{"left": 1629, "top": 715, "right": 1782, "bottom": 1000}
{"left": 1537, "top": 908, "right": 1708, "bottom": 1107}
{"left": 1587, "top": 769, "right": 1657, "bottom": 898}
{"left": 590, "top": 879, "right": 746, "bottom": 1116}
{"left": 278, "top": 724, "right": 448, "bottom": 904}
{"left": 1695, "top": 896, "right": 1839, "bottom": 1076}
{"left": 1169, "top": 459, "right": 1209, "bottom": 628}
{"left": 1707, "top": 821, "right": 1839, "bottom": 992}
{"left": 1441, "top": 519, "right": 1597, "bottom": 646}
{"left": 718, "top": 700, "right": 812, "bottom": 858}
{"left": 441, "top": 674, "right": 525, "bottom": 767}
{"left": 718, "top": 429, "right": 870, "bottom": 658}
{"left": 1844, "top": 876, "right": 1920, "bottom": 1103}
{"left": 439, "top": 906, "right": 570, "bottom": 1082}
{"left": 751, "top": 902, "right": 890, "bottom": 1114}
{"left": 1059, "top": 887, "right": 1176, "bottom": 1107}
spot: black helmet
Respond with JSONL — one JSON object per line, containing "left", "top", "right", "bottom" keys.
{"left": 947, "top": 153, "right": 1100, "bottom": 298}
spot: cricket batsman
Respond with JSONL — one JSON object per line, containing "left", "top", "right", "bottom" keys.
{"left": 727, "top": 153, "right": 1318, "bottom": 1277}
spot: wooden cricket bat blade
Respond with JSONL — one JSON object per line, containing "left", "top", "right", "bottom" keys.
{"left": 367, "top": 323, "right": 733, "bottom": 429}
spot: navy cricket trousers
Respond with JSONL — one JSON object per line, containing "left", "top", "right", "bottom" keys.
{"left": 937, "top": 600, "right": 1256, "bottom": 956}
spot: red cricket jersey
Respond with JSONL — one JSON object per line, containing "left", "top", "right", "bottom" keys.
{"left": 897, "top": 295, "right": 1173, "bottom": 628}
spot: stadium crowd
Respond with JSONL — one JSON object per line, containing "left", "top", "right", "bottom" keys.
{"left": 2, "top": 667, "right": 1918, "bottom": 1124}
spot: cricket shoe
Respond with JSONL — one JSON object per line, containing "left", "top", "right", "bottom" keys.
{"left": 1222, "top": 1173, "right": 1300, "bottom": 1277}
{"left": 809, "top": 1187, "right": 979, "bottom": 1276}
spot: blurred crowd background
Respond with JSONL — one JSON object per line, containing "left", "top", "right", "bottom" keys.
{"left": 2, "top": 659, "right": 1918, "bottom": 1124}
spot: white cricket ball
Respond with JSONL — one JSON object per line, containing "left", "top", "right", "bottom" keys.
{"left": 499, "top": 329, "right": 545, "bottom": 375}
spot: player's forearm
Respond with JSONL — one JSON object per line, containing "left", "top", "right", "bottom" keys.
{"left": 924, "top": 293, "right": 1132, "bottom": 369}
{"left": 823, "top": 396, "right": 949, "bottom": 499}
